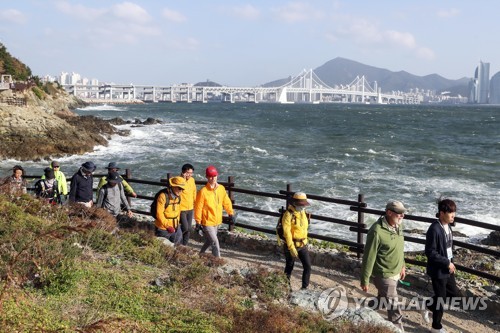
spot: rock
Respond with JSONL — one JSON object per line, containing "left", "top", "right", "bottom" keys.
{"left": 341, "top": 307, "right": 402, "bottom": 332}
{"left": 289, "top": 289, "right": 320, "bottom": 312}
{"left": 481, "top": 230, "right": 500, "bottom": 246}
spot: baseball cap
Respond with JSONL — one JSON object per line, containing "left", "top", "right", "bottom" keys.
{"left": 386, "top": 200, "right": 407, "bottom": 214}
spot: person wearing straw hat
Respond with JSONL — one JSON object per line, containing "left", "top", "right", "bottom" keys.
{"left": 154, "top": 176, "right": 186, "bottom": 245}
{"left": 282, "top": 192, "right": 312, "bottom": 290}
{"left": 360, "top": 200, "right": 407, "bottom": 332}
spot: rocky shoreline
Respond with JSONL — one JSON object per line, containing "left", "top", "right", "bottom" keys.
{"left": 0, "top": 87, "right": 161, "bottom": 161}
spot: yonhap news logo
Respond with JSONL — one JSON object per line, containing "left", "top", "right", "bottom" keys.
{"left": 317, "top": 286, "right": 488, "bottom": 321}
{"left": 317, "top": 286, "right": 349, "bottom": 320}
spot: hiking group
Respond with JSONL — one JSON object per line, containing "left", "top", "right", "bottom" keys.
{"left": 2, "top": 162, "right": 463, "bottom": 333}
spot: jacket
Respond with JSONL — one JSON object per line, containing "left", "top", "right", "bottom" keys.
{"left": 425, "top": 220, "right": 453, "bottom": 279}
{"left": 97, "top": 175, "right": 134, "bottom": 198}
{"left": 155, "top": 189, "right": 181, "bottom": 230}
{"left": 282, "top": 205, "right": 309, "bottom": 252}
{"left": 96, "top": 183, "right": 131, "bottom": 216}
{"left": 42, "top": 168, "right": 68, "bottom": 195}
{"left": 194, "top": 183, "right": 233, "bottom": 227}
{"left": 180, "top": 176, "right": 197, "bottom": 211}
{"left": 68, "top": 169, "right": 93, "bottom": 203}
{"left": 361, "top": 216, "right": 405, "bottom": 287}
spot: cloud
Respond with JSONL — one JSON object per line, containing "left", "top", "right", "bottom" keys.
{"left": 416, "top": 47, "right": 435, "bottom": 60}
{"left": 162, "top": 8, "right": 187, "bottom": 23}
{"left": 231, "top": 4, "right": 260, "bottom": 20}
{"left": 437, "top": 8, "right": 460, "bottom": 18}
{"left": 272, "top": 2, "right": 324, "bottom": 23}
{"left": 0, "top": 9, "right": 27, "bottom": 24}
{"left": 55, "top": 1, "right": 106, "bottom": 20}
{"left": 111, "top": 2, "right": 151, "bottom": 24}
{"left": 385, "top": 30, "right": 416, "bottom": 49}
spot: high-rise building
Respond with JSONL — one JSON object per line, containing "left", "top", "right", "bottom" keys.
{"left": 469, "top": 61, "right": 490, "bottom": 104}
{"left": 489, "top": 72, "right": 500, "bottom": 105}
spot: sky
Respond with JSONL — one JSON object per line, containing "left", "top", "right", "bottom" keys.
{"left": 0, "top": 0, "right": 499, "bottom": 87}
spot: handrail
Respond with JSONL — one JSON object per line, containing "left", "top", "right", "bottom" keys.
{"left": 24, "top": 171, "right": 499, "bottom": 282}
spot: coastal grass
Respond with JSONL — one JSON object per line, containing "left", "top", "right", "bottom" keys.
{"left": 0, "top": 192, "right": 394, "bottom": 332}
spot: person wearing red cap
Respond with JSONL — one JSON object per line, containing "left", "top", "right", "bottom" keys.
{"left": 194, "top": 165, "right": 234, "bottom": 257}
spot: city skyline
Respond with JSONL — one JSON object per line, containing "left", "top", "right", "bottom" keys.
{"left": 1, "top": 1, "right": 499, "bottom": 87}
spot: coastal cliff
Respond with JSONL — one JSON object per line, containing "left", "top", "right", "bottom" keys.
{"left": 0, "top": 86, "right": 127, "bottom": 161}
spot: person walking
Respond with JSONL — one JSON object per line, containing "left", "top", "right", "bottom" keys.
{"left": 0, "top": 165, "right": 27, "bottom": 196}
{"left": 68, "top": 161, "right": 96, "bottom": 207}
{"left": 154, "top": 176, "right": 186, "bottom": 245}
{"left": 282, "top": 192, "right": 312, "bottom": 290}
{"left": 360, "top": 200, "right": 407, "bottom": 332}
{"left": 96, "top": 162, "right": 137, "bottom": 199}
{"left": 179, "top": 163, "right": 197, "bottom": 245}
{"left": 424, "top": 198, "right": 462, "bottom": 333}
{"left": 194, "top": 165, "right": 234, "bottom": 257}
{"left": 41, "top": 161, "right": 68, "bottom": 203}
{"left": 96, "top": 171, "right": 133, "bottom": 219}
{"left": 35, "top": 167, "right": 61, "bottom": 204}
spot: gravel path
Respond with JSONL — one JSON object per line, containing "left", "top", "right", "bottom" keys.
{"left": 188, "top": 237, "right": 498, "bottom": 333}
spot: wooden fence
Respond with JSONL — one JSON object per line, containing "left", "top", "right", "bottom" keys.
{"left": 26, "top": 170, "right": 500, "bottom": 282}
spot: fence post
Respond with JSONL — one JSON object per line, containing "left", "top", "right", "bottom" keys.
{"left": 286, "top": 183, "right": 293, "bottom": 207}
{"left": 125, "top": 168, "right": 132, "bottom": 206}
{"left": 228, "top": 176, "right": 235, "bottom": 231}
{"left": 357, "top": 193, "right": 365, "bottom": 259}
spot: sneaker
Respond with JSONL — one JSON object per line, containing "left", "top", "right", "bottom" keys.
{"left": 421, "top": 310, "right": 431, "bottom": 324}
{"left": 430, "top": 328, "right": 446, "bottom": 333}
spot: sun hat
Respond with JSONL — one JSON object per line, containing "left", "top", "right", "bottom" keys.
{"left": 106, "top": 162, "right": 120, "bottom": 170}
{"left": 169, "top": 176, "right": 186, "bottom": 189}
{"left": 293, "top": 192, "right": 310, "bottom": 206}
{"left": 81, "top": 161, "right": 96, "bottom": 173}
{"left": 107, "top": 171, "right": 122, "bottom": 184}
{"left": 386, "top": 200, "right": 407, "bottom": 214}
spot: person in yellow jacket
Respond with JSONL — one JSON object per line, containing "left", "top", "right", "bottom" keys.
{"left": 155, "top": 176, "right": 186, "bottom": 245}
{"left": 179, "top": 163, "right": 197, "bottom": 245}
{"left": 41, "top": 161, "right": 68, "bottom": 203}
{"left": 194, "top": 165, "right": 234, "bottom": 257}
{"left": 282, "top": 192, "right": 312, "bottom": 290}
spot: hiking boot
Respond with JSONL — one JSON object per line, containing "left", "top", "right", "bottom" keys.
{"left": 421, "top": 309, "right": 431, "bottom": 324}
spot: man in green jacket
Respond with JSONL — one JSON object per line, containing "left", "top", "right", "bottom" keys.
{"left": 361, "top": 200, "right": 407, "bottom": 331}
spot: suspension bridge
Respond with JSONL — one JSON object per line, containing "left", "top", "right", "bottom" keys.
{"left": 62, "top": 69, "right": 419, "bottom": 104}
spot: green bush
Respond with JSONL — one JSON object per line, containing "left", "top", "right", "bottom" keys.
{"left": 32, "top": 86, "right": 45, "bottom": 100}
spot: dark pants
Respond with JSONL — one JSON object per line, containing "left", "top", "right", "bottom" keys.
{"left": 427, "top": 274, "right": 461, "bottom": 329}
{"left": 180, "top": 210, "right": 193, "bottom": 245}
{"left": 155, "top": 226, "right": 182, "bottom": 245}
{"left": 284, "top": 245, "right": 311, "bottom": 289}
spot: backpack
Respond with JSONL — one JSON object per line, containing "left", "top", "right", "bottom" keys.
{"left": 149, "top": 187, "right": 181, "bottom": 219}
{"left": 34, "top": 179, "right": 60, "bottom": 203}
{"left": 276, "top": 207, "right": 294, "bottom": 241}
{"left": 276, "top": 207, "right": 311, "bottom": 244}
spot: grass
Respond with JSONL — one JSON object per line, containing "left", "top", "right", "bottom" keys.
{"left": 0, "top": 192, "right": 395, "bottom": 333}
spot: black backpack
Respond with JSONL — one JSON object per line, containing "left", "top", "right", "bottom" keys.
{"left": 276, "top": 207, "right": 294, "bottom": 240}
{"left": 149, "top": 187, "right": 181, "bottom": 219}
{"left": 34, "top": 179, "right": 60, "bottom": 203}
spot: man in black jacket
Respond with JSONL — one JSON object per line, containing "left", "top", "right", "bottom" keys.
{"left": 424, "top": 198, "right": 462, "bottom": 333}
{"left": 69, "top": 161, "right": 96, "bottom": 207}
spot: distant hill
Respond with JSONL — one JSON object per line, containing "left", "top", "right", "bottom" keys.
{"left": 263, "top": 57, "right": 470, "bottom": 95}
{"left": 0, "top": 43, "right": 32, "bottom": 81}
{"left": 194, "top": 80, "right": 222, "bottom": 87}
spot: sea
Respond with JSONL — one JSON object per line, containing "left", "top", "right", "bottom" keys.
{"left": 2, "top": 102, "right": 499, "bottom": 250}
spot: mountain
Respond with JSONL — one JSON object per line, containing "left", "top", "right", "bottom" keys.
{"left": 264, "top": 57, "right": 470, "bottom": 95}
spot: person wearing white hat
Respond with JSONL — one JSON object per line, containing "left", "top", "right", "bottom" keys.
{"left": 282, "top": 192, "right": 312, "bottom": 290}
{"left": 361, "top": 200, "right": 407, "bottom": 332}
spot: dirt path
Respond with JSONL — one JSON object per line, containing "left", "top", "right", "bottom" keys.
{"left": 188, "top": 238, "right": 498, "bottom": 333}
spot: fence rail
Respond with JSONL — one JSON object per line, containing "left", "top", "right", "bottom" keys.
{"left": 24, "top": 171, "right": 499, "bottom": 282}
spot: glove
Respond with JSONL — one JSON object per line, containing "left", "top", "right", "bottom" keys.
{"left": 290, "top": 247, "right": 299, "bottom": 258}
{"left": 194, "top": 224, "right": 204, "bottom": 236}
{"left": 229, "top": 215, "right": 236, "bottom": 225}
{"left": 166, "top": 226, "right": 175, "bottom": 234}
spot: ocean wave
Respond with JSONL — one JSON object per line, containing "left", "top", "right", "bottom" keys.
{"left": 77, "top": 104, "right": 127, "bottom": 112}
